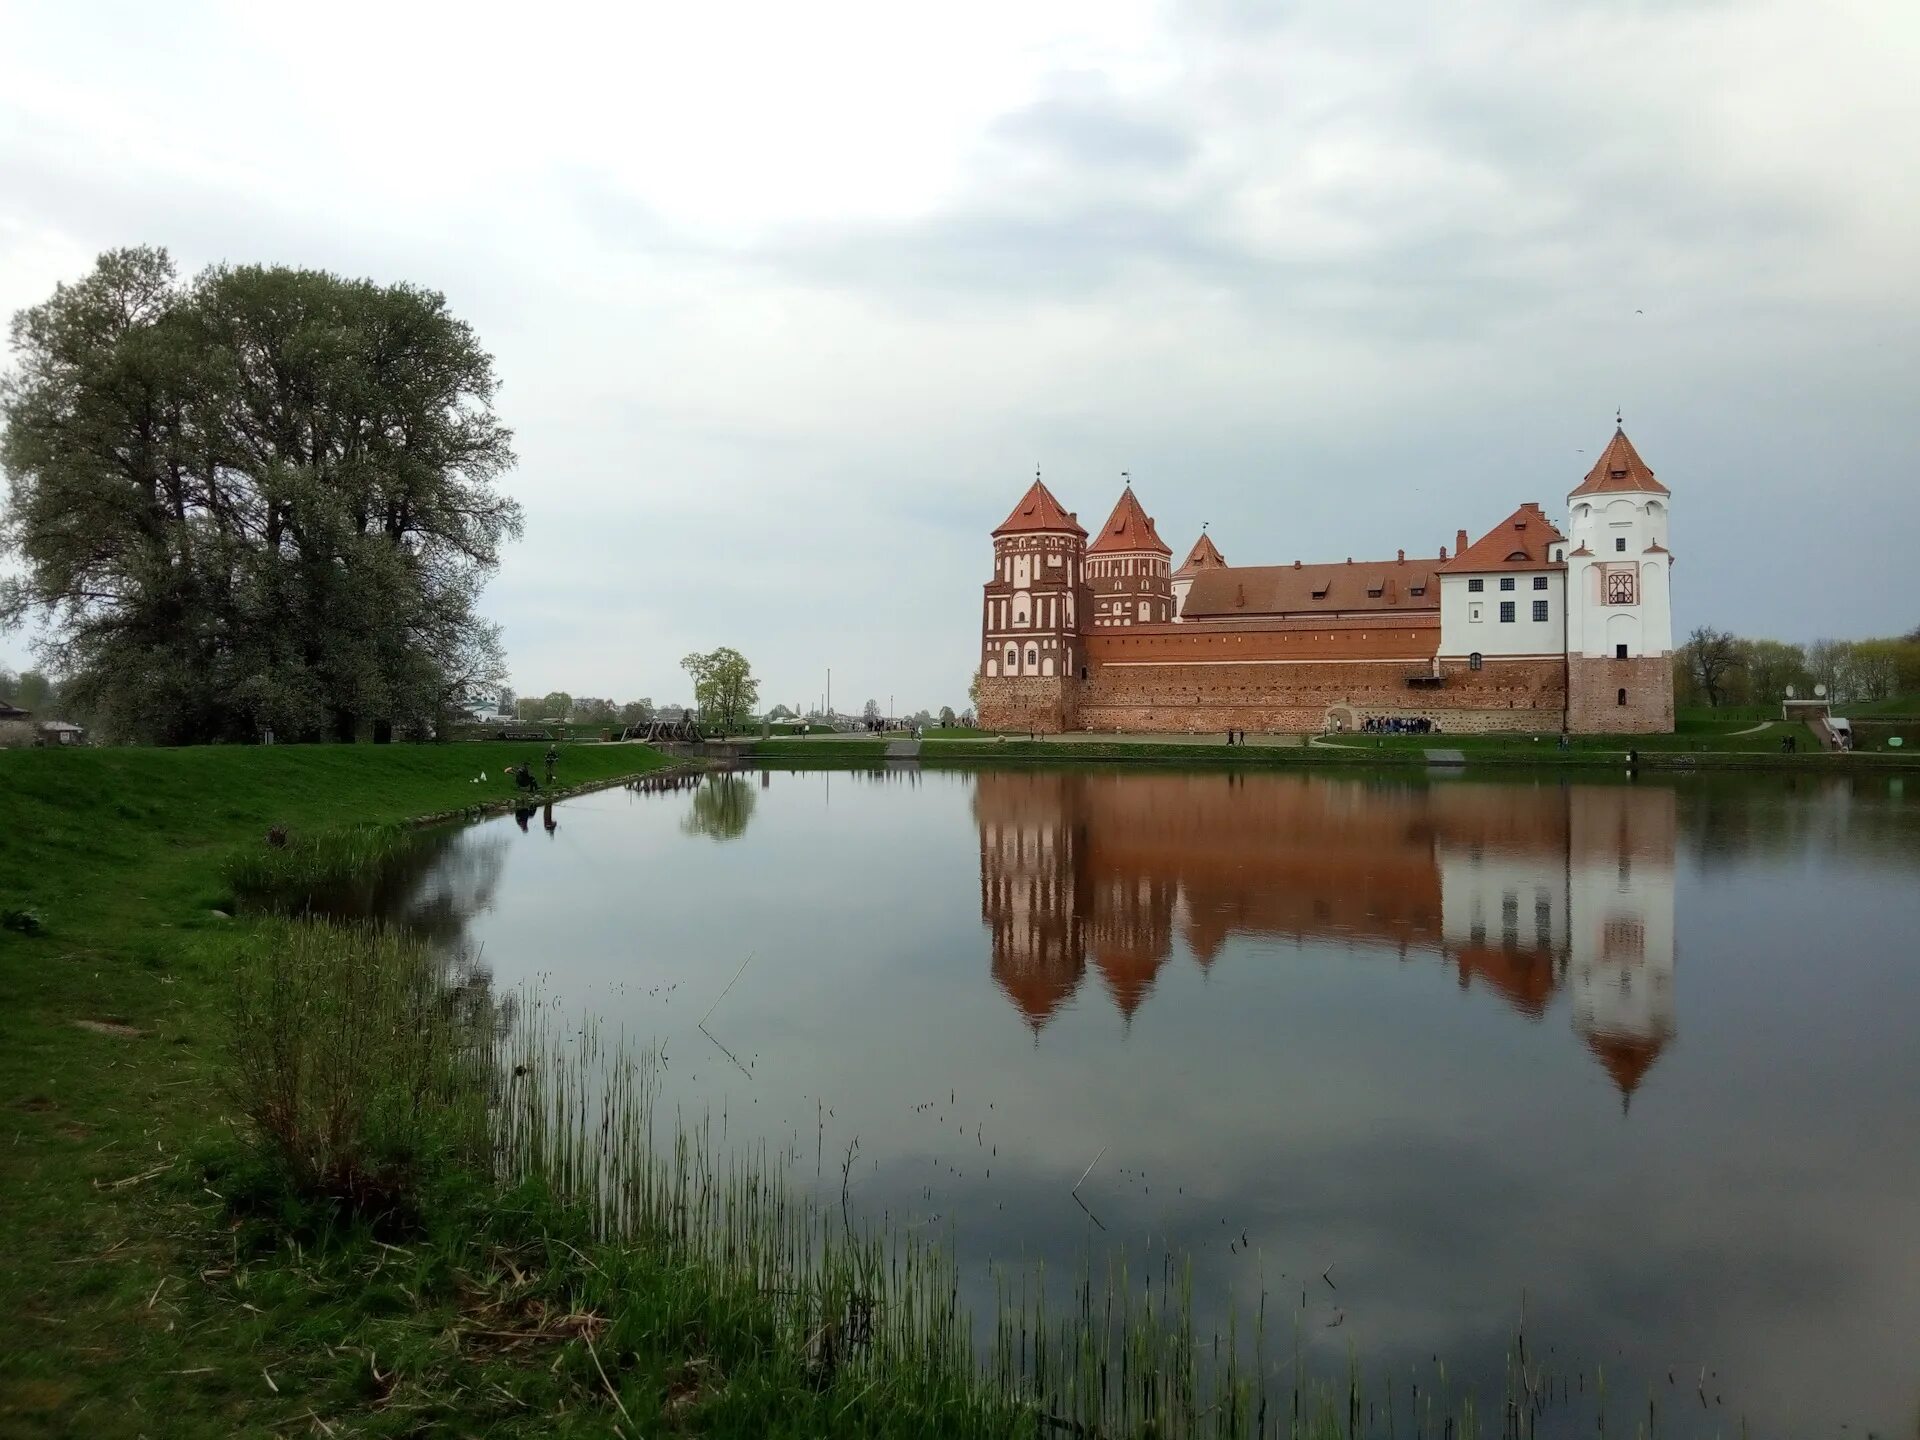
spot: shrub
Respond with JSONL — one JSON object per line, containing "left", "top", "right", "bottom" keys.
{"left": 226, "top": 919, "right": 495, "bottom": 1218}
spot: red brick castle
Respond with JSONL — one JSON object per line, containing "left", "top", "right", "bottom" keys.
{"left": 977, "top": 426, "right": 1676, "bottom": 735}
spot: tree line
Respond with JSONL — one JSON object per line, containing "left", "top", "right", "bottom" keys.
{"left": 1677, "top": 625, "right": 1920, "bottom": 708}
{"left": 1, "top": 249, "right": 518, "bottom": 745}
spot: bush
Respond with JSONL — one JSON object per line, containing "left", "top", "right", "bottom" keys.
{"left": 226, "top": 919, "right": 495, "bottom": 1218}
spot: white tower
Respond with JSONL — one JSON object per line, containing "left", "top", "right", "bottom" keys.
{"left": 1564, "top": 425, "right": 1675, "bottom": 733}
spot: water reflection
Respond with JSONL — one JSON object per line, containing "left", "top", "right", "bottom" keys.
{"left": 979, "top": 773, "right": 1677, "bottom": 1106}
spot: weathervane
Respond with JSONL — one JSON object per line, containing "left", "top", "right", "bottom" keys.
{"left": 1121, "top": 469, "right": 1131, "bottom": 487}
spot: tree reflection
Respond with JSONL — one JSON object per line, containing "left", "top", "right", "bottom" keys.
{"left": 682, "top": 773, "right": 757, "bottom": 841}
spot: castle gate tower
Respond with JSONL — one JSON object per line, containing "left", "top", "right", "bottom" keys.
{"left": 1564, "top": 426, "right": 1676, "bottom": 733}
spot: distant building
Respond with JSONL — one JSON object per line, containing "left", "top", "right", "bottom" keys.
{"left": 976, "top": 426, "right": 1675, "bottom": 734}
{"left": 0, "top": 700, "right": 33, "bottom": 748}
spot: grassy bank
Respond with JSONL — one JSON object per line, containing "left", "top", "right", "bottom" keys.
{"left": 0, "top": 742, "right": 668, "bottom": 1437}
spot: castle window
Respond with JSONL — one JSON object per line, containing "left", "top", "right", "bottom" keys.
{"left": 1533, "top": 600, "right": 1549, "bottom": 622}
{"left": 1468, "top": 578, "right": 1484, "bottom": 593}
{"left": 1617, "top": 688, "right": 1628, "bottom": 706}
{"left": 1470, "top": 604, "right": 1483, "bottom": 623}
{"left": 1616, "top": 643, "right": 1629, "bottom": 659}
{"left": 1499, "top": 601, "right": 1515, "bottom": 623}
{"left": 1533, "top": 576, "right": 1548, "bottom": 590}
{"left": 1006, "top": 647, "right": 1017, "bottom": 669}
{"left": 1499, "top": 577, "right": 1515, "bottom": 592}
{"left": 1604, "top": 569, "right": 1638, "bottom": 606}
{"left": 1469, "top": 652, "right": 1483, "bottom": 671}
{"left": 1615, "top": 537, "right": 1627, "bottom": 552}
{"left": 1027, "top": 648, "right": 1037, "bottom": 668}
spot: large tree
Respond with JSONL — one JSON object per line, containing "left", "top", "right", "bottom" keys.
{"left": 681, "top": 647, "right": 758, "bottom": 734}
{"left": 0, "top": 248, "right": 520, "bottom": 744}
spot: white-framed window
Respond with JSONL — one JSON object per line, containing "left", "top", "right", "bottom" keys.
{"left": 1499, "top": 601, "right": 1515, "bottom": 623}
{"left": 1533, "top": 576, "right": 1548, "bottom": 590}
{"left": 1468, "top": 578, "right": 1484, "bottom": 593}
{"left": 1499, "top": 577, "right": 1515, "bottom": 592}
{"left": 1470, "top": 603, "right": 1483, "bottom": 623}
{"left": 1533, "top": 600, "right": 1549, "bottom": 622}
{"left": 1614, "top": 537, "right": 1627, "bottom": 553}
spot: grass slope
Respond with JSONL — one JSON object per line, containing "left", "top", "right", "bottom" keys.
{"left": 0, "top": 743, "right": 666, "bottom": 1438}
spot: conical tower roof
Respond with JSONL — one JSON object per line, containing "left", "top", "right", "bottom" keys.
{"left": 993, "top": 477, "right": 1086, "bottom": 538}
{"left": 1174, "top": 531, "right": 1227, "bottom": 577}
{"left": 1571, "top": 427, "right": 1670, "bottom": 499}
{"left": 1088, "top": 485, "right": 1172, "bottom": 556}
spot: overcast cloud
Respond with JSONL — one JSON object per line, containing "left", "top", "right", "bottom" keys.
{"left": 2, "top": 0, "right": 1916, "bottom": 712}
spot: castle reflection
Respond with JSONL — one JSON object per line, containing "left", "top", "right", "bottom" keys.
{"left": 975, "top": 772, "right": 1677, "bottom": 1103}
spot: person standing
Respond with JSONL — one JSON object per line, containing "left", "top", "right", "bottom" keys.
{"left": 544, "top": 745, "right": 558, "bottom": 786}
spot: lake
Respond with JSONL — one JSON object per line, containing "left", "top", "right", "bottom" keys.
{"left": 384, "top": 764, "right": 1920, "bottom": 1433}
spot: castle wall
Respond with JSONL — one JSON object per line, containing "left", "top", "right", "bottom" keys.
{"left": 1075, "top": 647, "right": 1566, "bottom": 734}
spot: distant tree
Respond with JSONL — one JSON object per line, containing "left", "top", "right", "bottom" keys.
{"left": 1683, "top": 627, "right": 1742, "bottom": 707}
{"left": 495, "top": 685, "right": 516, "bottom": 717}
{"left": 515, "top": 696, "right": 543, "bottom": 722}
{"left": 1738, "top": 639, "right": 1808, "bottom": 704}
{"left": 539, "top": 691, "right": 573, "bottom": 720}
{"left": 1804, "top": 639, "right": 1853, "bottom": 701}
{"left": 571, "top": 696, "right": 615, "bottom": 725}
{"left": 938, "top": 705, "right": 956, "bottom": 727}
{"left": 9, "top": 668, "right": 53, "bottom": 711}
{"left": 681, "top": 648, "right": 758, "bottom": 734}
{"left": 618, "top": 698, "right": 654, "bottom": 727}
{"left": 766, "top": 703, "right": 794, "bottom": 720}
{"left": 863, "top": 698, "right": 881, "bottom": 723}
{"left": 968, "top": 671, "right": 983, "bottom": 712}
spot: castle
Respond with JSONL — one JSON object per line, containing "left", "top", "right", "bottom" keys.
{"left": 976, "top": 425, "right": 1675, "bottom": 734}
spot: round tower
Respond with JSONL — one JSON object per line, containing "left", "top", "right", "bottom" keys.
{"left": 978, "top": 473, "right": 1088, "bottom": 731}
{"left": 1086, "top": 480, "right": 1174, "bottom": 627}
{"left": 1564, "top": 425, "right": 1675, "bottom": 733}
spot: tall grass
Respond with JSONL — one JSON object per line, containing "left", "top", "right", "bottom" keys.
{"left": 226, "top": 919, "right": 495, "bottom": 1214}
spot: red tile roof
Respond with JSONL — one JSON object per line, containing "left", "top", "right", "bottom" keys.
{"left": 1088, "top": 486, "right": 1172, "bottom": 556}
{"left": 1182, "top": 556, "right": 1440, "bottom": 618}
{"left": 1571, "top": 427, "right": 1669, "bottom": 498}
{"left": 1173, "top": 531, "right": 1227, "bottom": 577}
{"left": 1438, "top": 503, "right": 1566, "bottom": 574}
{"left": 993, "top": 478, "right": 1086, "bottom": 538}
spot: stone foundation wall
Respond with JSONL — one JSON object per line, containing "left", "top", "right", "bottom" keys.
{"left": 1073, "top": 656, "right": 1567, "bottom": 734}
{"left": 978, "top": 674, "right": 1079, "bottom": 734}
{"left": 1567, "top": 655, "right": 1674, "bottom": 734}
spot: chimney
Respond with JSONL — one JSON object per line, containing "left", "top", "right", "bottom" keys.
{"left": 1440, "top": 545, "right": 1449, "bottom": 562}
{"left": 1397, "top": 548, "right": 1405, "bottom": 562}
{"left": 1346, "top": 556, "right": 1353, "bottom": 565}
{"left": 1293, "top": 559, "right": 1301, "bottom": 569}
{"left": 1456, "top": 528, "right": 1469, "bottom": 554}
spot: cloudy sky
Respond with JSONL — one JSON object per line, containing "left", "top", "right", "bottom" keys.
{"left": 2, "top": 0, "right": 1916, "bottom": 712}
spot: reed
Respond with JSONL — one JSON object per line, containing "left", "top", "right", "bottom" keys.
{"left": 226, "top": 822, "right": 433, "bottom": 908}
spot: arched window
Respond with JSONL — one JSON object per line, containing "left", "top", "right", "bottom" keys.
{"left": 1617, "top": 688, "right": 1628, "bottom": 707}
{"left": 1005, "top": 647, "right": 1017, "bottom": 670}
{"left": 1469, "top": 652, "right": 1483, "bottom": 671}
{"left": 1026, "top": 647, "right": 1038, "bottom": 669}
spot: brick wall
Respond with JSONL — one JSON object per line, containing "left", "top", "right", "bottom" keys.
{"left": 978, "top": 674, "right": 1079, "bottom": 734}
{"left": 1567, "top": 656, "right": 1673, "bottom": 734}
{"left": 1073, "top": 655, "right": 1567, "bottom": 734}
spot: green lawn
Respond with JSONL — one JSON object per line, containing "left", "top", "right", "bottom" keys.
{"left": 0, "top": 742, "right": 669, "bottom": 1437}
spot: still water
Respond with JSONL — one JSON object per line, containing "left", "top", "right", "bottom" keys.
{"left": 390, "top": 765, "right": 1920, "bottom": 1431}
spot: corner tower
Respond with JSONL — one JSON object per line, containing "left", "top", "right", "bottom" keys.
{"left": 1564, "top": 426, "right": 1675, "bottom": 733}
{"left": 1086, "top": 482, "right": 1174, "bottom": 627}
{"left": 978, "top": 474, "right": 1087, "bottom": 733}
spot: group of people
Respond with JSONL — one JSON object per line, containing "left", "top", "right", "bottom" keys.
{"left": 1359, "top": 715, "right": 1439, "bottom": 736}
